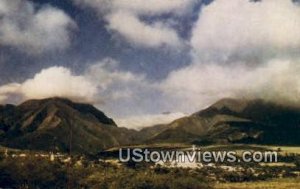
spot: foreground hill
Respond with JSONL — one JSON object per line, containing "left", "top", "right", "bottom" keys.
{"left": 140, "top": 98, "right": 300, "bottom": 145}
{"left": 0, "top": 98, "right": 136, "bottom": 154}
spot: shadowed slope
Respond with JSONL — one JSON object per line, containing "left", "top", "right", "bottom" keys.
{"left": 140, "top": 98, "right": 300, "bottom": 145}
{"left": 0, "top": 98, "right": 136, "bottom": 154}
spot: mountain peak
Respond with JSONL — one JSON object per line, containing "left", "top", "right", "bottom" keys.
{"left": 19, "top": 97, "right": 78, "bottom": 108}
{"left": 210, "top": 98, "right": 251, "bottom": 113}
{"left": 18, "top": 97, "right": 116, "bottom": 126}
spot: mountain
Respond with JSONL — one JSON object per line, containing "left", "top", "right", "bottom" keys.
{"left": 0, "top": 98, "right": 137, "bottom": 154}
{"left": 140, "top": 98, "right": 300, "bottom": 145}
{"left": 1, "top": 97, "right": 300, "bottom": 154}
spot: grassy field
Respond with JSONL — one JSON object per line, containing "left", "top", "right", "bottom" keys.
{"left": 215, "top": 178, "right": 300, "bottom": 189}
{"left": 261, "top": 146, "right": 300, "bottom": 154}
{"left": 185, "top": 144, "right": 300, "bottom": 154}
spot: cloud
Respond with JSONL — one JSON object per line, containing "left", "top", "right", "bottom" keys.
{"left": 85, "top": 58, "right": 148, "bottom": 101}
{"left": 0, "top": 67, "right": 98, "bottom": 103}
{"left": 105, "top": 11, "right": 182, "bottom": 48}
{"left": 156, "top": 0, "right": 300, "bottom": 112}
{"left": 0, "top": 0, "right": 76, "bottom": 55}
{"left": 75, "top": 0, "right": 196, "bottom": 48}
{"left": 0, "top": 83, "right": 21, "bottom": 103}
{"left": 83, "top": 59, "right": 167, "bottom": 119}
{"left": 161, "top": 59, "right": 300, "bottom": 112}
{"left": 21, "top": 67, "right": 98, "bottom": 102}
{"left": 115, "top": 112, "right": 186, "bottom": 130}
{"left": 86, "top": 58, "right": 144, "bottom": 89}
{"left": 191, "top": 0, "right": 300, "bottom": 61}
{"left": 0, "top": 58, "right": 149, "bottom": 107}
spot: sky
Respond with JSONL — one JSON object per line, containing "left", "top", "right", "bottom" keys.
{"left": 1, "top": 0, "right": 300, "bottom": 129}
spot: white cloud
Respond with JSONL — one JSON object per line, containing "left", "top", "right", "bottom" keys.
{"left": 156, "top": 0, "right": 300, "bottom": 113}
{"left": 0, "top": 83, "right": 21, "bottom": 103}
{"left": 0, "top": 67, "right": 98, "bottom": 104}
{"left": 21, "top": 67, "right": 98, "bottom": 102}
{"left": 0, "top": 58, "right": 149, "bottom": 106}
{"left": 106, "top": 11, "right": 182, "bottom": 48}
{"left": 115, "top": 112, "right": 186, "bottom": 130}
{"left": 75, "top": 0, "right": 195, "bottom": 48}
{"left": 85, "top": 58, "right": 149, "bottom": 105}
{"left": 86, "top": 58, "right": 144, "bottom": 90}
{"left": 0, "top": 0, "right": 76, "bottom": 54}
{"left": 191, "top": 0, "right": 300, "bottom": 61}
{"left": 161, "top": 59, "right": 300, "bottom": 112}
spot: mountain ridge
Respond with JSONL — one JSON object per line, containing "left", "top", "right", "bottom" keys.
{"left": 0, "top": 97, "right": 136, "bottom": 154}
{"left": 1, "top": 97, "right": 300, "bottom": 154}
{"left": 140, "top": 98, "right": 300, "bottom": 145}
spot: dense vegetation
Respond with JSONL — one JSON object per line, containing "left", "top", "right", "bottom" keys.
{"left": 0, "top": 155, "right": 212, "bottom": 189}
{"left": 1, "top": 145, "right": 300, "bottom": 188}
